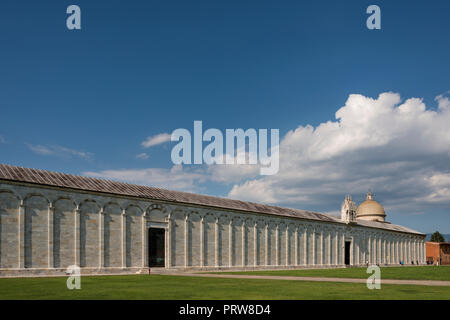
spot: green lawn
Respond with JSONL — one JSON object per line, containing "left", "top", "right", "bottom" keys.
{"left": 214, "top": 266, "right": 450, "bottom": 281}
{"left": 0, "top": 274, "right": 449, "bottom": 300}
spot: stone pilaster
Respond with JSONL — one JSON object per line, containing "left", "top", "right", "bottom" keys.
{"left": 241, "top": 220, "right": 245, "bottom": 267}
{"left": 18, "top": 200, "right": 25, "bottom": 268}
{"left": 327, "top": 230, "right": 331, "bottom": 265}
{"left": 303, "top": 227, "right": 308, "bottom": 265}
{"left": 253, "top": 221, "right": 257, "bottom": 267}
{"left": 200, "top": 214, "right": 204, "bottom": 267}
{"left": 391, "top": 238, "right": 394, "bottom": 264}
{"left": 295, "top": 227, "right": 299, "bottom": 266}
{"left": 423, "top": 241, "right": 426, "bottom": 264}
{"left": 285, "top": 225, "right": 289, "bottom": 266}
{"left": 184, "top": 213, "right": 189, "bottom": 267}
{"left": 396, "top": 237, "right": 399, "bottom": 263}
{"left": 99, "top": 208, "right": 104, "bottom": 268}
{"left": 215, "top": 217, "right": 219, "bottom": 267}
{"left": 47, "top": 202, "right": 54, "bottom": 269}
{"left": 165, "top": 213, "right": 171, "bottom": 268}
{"left": 312, "top": 228, "right": 316, "bottom": 265}
{"left": 378, "top": 236, "right": 381, "bottom": 264}
{"left": 264, "top": 222, "right": 268, "bottom": 266}
{"left": 142, "top": 211, "right": 148, "bottom": 268}
{"left": 275, "top": 224, "right": 279, "bottom": 266}
{"left": 228, "top": 219, "right": 233, "bottom": 267}
{"left": 409, "top": 238, "right": 412, "bottom": 263}
{"left": 387, "top": 239, "right": 390, "bottom": 264}
{"left": 121, "top": 209, "right": 126, "bottom": 268}
{"left": 335, "top": 231, "right": 338, "bottom": 265}
{"left": 421, "top": 240, "right": 424, "bottom": 264}
{"left": 74, "top": 206, "right": 81, "bottom": 267}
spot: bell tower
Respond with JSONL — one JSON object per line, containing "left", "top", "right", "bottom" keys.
{"left": 341, "top": 194, "right": 357, "bottom": 224}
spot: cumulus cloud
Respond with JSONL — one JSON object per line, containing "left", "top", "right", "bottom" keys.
{"left": 27, "top": 144, "right": 92, "bottom": 159}
{"left": 141, "top": 133, "right": 171, "bottom": 148}
{"left": 81, "top": 92, "right": 450, "bottom": 217}
{"left": 204, "top": 148, "right": 262, "bottom": 183}
{"left": 84, "top": 165, "right": 207, "bottom": 192}
{"left": 228, "top": 92, "right": 450, "bottom": 214}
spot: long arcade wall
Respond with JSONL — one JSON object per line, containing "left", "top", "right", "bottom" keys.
{"left": 0, "top": 181, "right": 426, "bottom": 273}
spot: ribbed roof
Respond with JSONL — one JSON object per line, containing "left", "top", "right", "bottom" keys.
{"left": 0, "top": 164, "right": 423, "bottom": 235}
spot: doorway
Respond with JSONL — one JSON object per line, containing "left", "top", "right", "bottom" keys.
{"left": 345, "top": 241, "right": 351, "bottom": 265}
{"left": 148, "top": 228, "right": 165, "bottom": 267}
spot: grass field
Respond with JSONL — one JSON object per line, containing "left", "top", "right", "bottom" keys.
{"left": 216, "top": 266, "right": 450, "bottom": 281}
{"left": 0, "top": 274, "right": 449, "bottom": 300}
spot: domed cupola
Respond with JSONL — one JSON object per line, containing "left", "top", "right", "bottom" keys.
{"left": 356, "top": 192, "right": 386, "bottom": 222}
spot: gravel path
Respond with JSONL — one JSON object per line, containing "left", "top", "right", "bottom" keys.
{"left": 165, "top": 272, "right": 450, "bottom": 287}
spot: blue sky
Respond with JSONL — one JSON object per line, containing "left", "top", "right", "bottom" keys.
{"left": 0, "top": 0, "right": 449, "bottom": 233}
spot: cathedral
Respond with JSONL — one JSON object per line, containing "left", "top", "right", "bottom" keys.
{"left": 0, "top": 164, "right": 425, "bottom": 276}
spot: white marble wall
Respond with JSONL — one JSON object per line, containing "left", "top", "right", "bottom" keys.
{"left": 0, "top": 182, "right": 426, "bottom": 271}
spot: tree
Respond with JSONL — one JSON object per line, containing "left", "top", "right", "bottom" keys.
{"left": 430, "top": 231, "right": 445, "bottom": 243}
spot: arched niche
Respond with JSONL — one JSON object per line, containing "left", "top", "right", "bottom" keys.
{"left": 169, "top": 209, "right": 185, "bottom": 267}
{"left": 125, "top": 205, "right": 143, "bottom": 267}
{"left": 0, "top": 191, "right": 20, "bottom": 268}
{"left": 147, "top": 204, "right": 167, "bottom": 223}
{"left": 103, "top": 202, "right": 122, "bottom": 267}
{"left": 79, "top": 199, "right": 101, "bottom": 268}
{"left": 24, "top": 194, "right": 49, "bottom": 268}
{"left": 53, "top": 197, "right": 77, "bottom": 268}
{"left": 188, "top": 212, "right": 201, "bottom": 267}
{"left": 203, "top": 213, "right": 216, "bottom": 267}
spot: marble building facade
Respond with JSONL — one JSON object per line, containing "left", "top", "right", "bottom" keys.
{"left": 0, "top": 164, "right": 426, "bottom": 275}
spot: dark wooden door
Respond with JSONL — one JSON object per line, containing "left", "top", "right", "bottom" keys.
{"left": 148, "top": 228, "right": 165, "bottom": 267}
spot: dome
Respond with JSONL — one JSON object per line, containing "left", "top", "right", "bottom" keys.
{"left": 356, "top": 192, "right": 386, "bottom": 222}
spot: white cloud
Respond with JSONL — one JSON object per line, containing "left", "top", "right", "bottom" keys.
{"left": 136, "top": 153, "right": 149, "bottom": 159}
{"left": 83, "top": 165, "right": 207, "bottom": 192}
{"left": 141, "top": 133, "right": 171, "bottom": 148}
{"left": 205, "top": 149, "right": 261, "bottom": 183}
{"left": 436, "top": 91, "right": 450, "bottom": 110}
{"left": 27, "top": 144, "right": 92, "bottom": 159}
{"left": 227, "top": 92, "right": 450, "bottom": 214}
{"left": 0, "top": 136, "right": 5, "bottom": 144}
{"left": 207, "top": 163, "right": 260, "bottom": 183}
{"left": 81, "top": 91, "right": 450, "bottom": 217}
